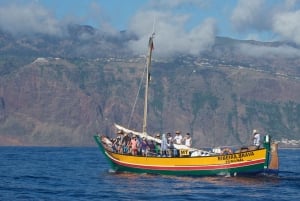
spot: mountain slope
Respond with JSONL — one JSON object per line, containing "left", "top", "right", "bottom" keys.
{"left": 0, "top": 27, "right": 300, "bottom": 146}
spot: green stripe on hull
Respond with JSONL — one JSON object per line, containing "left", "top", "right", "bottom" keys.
{"left": 94, "top": 136, "right": 117, "bottom": 168}
{"left": 110, "top": 162, "right": 265, "bottom": 176}
{"left": 94, "top": 135, "right": 266, "bottom": 176}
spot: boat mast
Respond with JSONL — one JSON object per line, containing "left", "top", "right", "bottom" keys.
{"left": 142, "top": 33, "right": 155, "bottom": 134}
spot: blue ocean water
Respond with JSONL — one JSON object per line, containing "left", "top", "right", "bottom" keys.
{"left": 0, "top": 147, "right": 299, "bottom": 201}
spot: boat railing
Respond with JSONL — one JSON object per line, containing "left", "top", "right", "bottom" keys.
{"left": 99, "top": 135, "right": 265, "bottom": 158}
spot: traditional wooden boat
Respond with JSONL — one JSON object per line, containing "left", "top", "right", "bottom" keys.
{"left": 94, "top": 33, "right": 279, "bottom": 176}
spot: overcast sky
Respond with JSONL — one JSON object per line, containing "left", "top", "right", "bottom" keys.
{"left": 1, "top": 0, "right": 300, "bottom": 57}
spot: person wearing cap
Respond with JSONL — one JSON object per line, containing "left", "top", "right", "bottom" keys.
{"left": 252, "top": 129, "right": 261, "bottom": 148}
{"left": 173, "top": 131, "right": 182, "bottom": 157}
{"left": 184, "top": 133, "right": 192, "bottom": 147}
{"left": 174, "top": 131, "right": 183, "bottom": 145}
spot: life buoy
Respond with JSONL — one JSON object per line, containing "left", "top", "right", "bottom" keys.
{"left": 221, "top": 148, "right": 233, "bottom": 155}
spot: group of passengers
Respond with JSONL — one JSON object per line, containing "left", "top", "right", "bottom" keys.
{"left": 110, "top": 130, "right": 192, "bottom": 157}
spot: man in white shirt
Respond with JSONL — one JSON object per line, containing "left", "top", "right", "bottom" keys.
{"left": 174, "top": 131, "right": 183, "bottom": 145}
{"left": 252, "top": 129, "right": 261, "bottom": 147}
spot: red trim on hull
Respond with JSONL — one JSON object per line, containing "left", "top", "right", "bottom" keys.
{"left": 105, "top": 152, "right": 265, "bottom": 171}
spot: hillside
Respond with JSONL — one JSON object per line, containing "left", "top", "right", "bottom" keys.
{"left": 0, "top": 26, "right": 300, "bottom": 147}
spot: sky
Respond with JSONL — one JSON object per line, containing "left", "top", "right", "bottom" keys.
{"left": 1, "top": 0, "right": 300, "bottom": 57}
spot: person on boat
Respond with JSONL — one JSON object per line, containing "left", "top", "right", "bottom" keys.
{"left": 184, "top": 133, "right": 192, "bottom": 147}
{"left": 121, "top": 132, "right": 130, "bottom": 154}
{"left": 252, "top": 129, "right": 261, "bottom": 148}
{"left": 116, "top": 130, "right": 124, "bottom": 153}
{"left": 174, "top": 131, "right": 183, "bottom": 144}
{"left": 148, "top": 140, "right": 155, "bottom": 156}
{"left": 167, "top": 133, "right": 172, "bottom": 143}
{"left": 140, "top": 137, "right": 150, "bottom": 156}
{"left": 161, "top": 133, "right": 168, "bottom": 157}
{"left": 167, "top": 133, "right": 173, "bottom": 156}
{"left": 154, "top": 133, "right": 161, "bottom": 156}
{"left": 112, "top": 136, "right": 121, "bottom": 153}
{"left": 169, "top": 140, "right": 176, "bottom": 157}
{"left": 136, "top": 135, "right": 142, "bottom": 155}
{"left": 130, "top": 135, "right": 138, "bottom": 155}
{"left": 173, "top": 131, "right": 183, "bottom": 157}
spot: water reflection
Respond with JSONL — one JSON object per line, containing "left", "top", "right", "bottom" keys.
{"left": 95, "top": 149, "right": 300, "bottom": 200}
{"left": 102, "top": 170, "right": 281, "bottom": 189}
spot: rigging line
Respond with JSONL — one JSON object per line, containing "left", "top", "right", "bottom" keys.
{"left": 127, "top": 58, "right": 148, "bottom": 129}
{"left": 152, "top": 16, "right": 156, "bottom": 35}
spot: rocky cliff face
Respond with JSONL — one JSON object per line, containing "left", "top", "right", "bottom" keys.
{"left": 1, "top": 55, "right": 300, "bottom": 146}
{"left": 1, "top": 27, "right": 300, "bottom": 146}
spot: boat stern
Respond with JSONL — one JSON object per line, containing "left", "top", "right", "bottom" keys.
{"left": 263, "top": 135, "right": 279, "bottom": 175}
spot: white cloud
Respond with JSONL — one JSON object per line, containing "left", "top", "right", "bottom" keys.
{"left": 127, "top": 8, "right": 216, "bottom": 57}
{"left": 272, "top": 10, "right": 300, "bottom": 44}
{"left": 0, "top": 1, "right": 118, "bottom": 37}
{"left": 237, "top": 43, "right": 300, "bottom": 58}
{"left": 231, "top": 0, "right": 300, "bottom": 45}
{"left": 87, "top": 2, "right": 118, "bottom": 35}
{"left": 231, "top": 0, "right": 271, "bottom": 32}
{"left": 0, "top": 3, "right": 62, "bottom": 35}
{"left": 2, "top": 0, "right": 300, "bottom": 59}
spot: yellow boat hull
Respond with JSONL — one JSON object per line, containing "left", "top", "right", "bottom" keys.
{"left": 94, "top": 136, "right": 273, "bottom": 176}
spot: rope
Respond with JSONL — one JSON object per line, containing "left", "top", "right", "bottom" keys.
{"left": 127, "top": 59, "right": 148, "bottom": 129}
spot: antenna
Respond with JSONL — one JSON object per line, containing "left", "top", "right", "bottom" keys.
{"left": 152, "top": 16, "right": 156, "bottom": 36}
